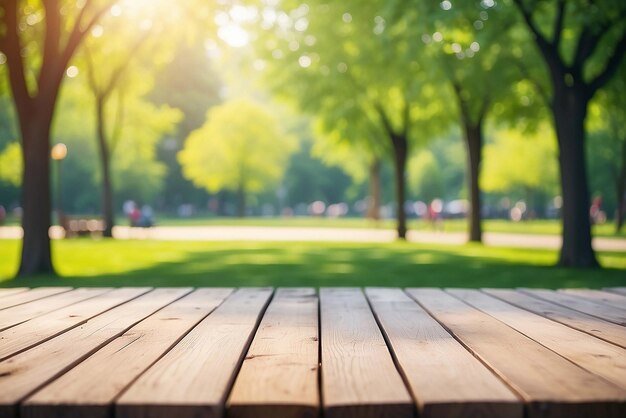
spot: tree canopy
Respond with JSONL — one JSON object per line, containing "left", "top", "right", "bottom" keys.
{"left": 178, "top": 98, "right": 296, "bottom": 215}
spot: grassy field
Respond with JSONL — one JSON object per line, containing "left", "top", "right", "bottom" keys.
{"left": 1, "top": 239, "right": 624, "bottom": 289}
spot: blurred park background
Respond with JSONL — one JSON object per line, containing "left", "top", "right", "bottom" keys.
{"left": 0, "top": 0, "right": 625, "bottom": 287}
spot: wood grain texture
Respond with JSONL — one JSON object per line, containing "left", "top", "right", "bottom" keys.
{"left": 0, "top": 288, "right": 29, "bottom": 298}
{"left": 0, "top": 287, "right": 152, "bottom": 361}
{"left": 0, "top": 288, "right": 112, "bottom": 332}
{"left": 407, "top": 288, "right": 626, "bottom": 418}
{"left": 320, "top": 288, "right": 413, "bottom": 418}
{"left": 0, "top": 287, "right": 72, "bottom": 310}
{"left": 448, "top": 289, "right": 626, "bottom": 390}
{"left": 116, "top": 288, "right": 273, "bottom": 418}
{"left": 22, "top": 288, "right": 232, "bottom": 418}
{"left": 521, "top": 288, "right": 626, "bottom": 326}
{"left": 559, "top": 289, "right": 626, "bottom": 310}
{"left": 484, "top": 288, "right": 626, "bottom": 348}
{"left": 366, "top": 288, "right": 521, "bottom": 418}
{"left": 0, "top": 288, "right": 190, "bottom": 418}
{"left": 605, "top": 287, "right": 626, "bottom": 297}
{"left": 227, "top": 288, "right": 319, "bottom": 418}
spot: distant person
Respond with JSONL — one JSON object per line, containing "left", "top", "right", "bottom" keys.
{"left": 428, "top": 199, "right": 444, "bottom": 231}
{"left": 140, "top": 205, "right": 154, "bottom": 228}
{"left": 0, "top": 205, "right": 5, "bottom": 225}
{"left": 130, "top": 205, "right": 141, "bottom": 227}
{"left": 590, "top": 196, "right": 606, "bottom": 224}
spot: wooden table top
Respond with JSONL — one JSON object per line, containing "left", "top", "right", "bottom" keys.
{"left": 0, "top": 286, "right": 624, "bottom": 418}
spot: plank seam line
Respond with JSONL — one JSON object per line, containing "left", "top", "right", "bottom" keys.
{"left": 479, "top": 289, "right": 626, "bottom": 349}
{"left": 0, "top": 288, "right": 118, "bottom": 333}
{"left": 557, "top": 289, "right": 626, "bottom": 313}
{"left": 454, "top": 290, "right": 626, "bottom": 390}
{"left": 403, "top": 289, "right": 528, "bottom": 404}
{"left": 517, "top": 288, "right": 626, "bottom": 326}
{"left": 15, "top": 288, "right": 194, "bottom": 411}
{"left": 363, "top": 288, "right": 418, "bottom": 416}
{"left": 316, "top": 288, "right": 324, "bottom": 418}
{"left": 0, "top": 288, "right": 154, "bottom": 363}
{"left": 111, "top": 287, "right": 234, "bottom": 405}
{"left": 221, "top": 288, "right": 276, "bottom": 412}
{"left": 0, "top": 288, "right": 74, "bottom": 311}
{"left": 604, "top": 288, "right": 626, "bottom": 297}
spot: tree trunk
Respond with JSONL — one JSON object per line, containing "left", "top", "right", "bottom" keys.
{"left": 391, "top": 135, "right": 408, "bottom": 239}
{"left": 367, "top": 158, "right": 381, "bottom": 221}
{"left": 17, "top": 117, "right": 55, "bottom": 276}
{"left": 463, "top": 120, "right": 483, "bottom": 243}
{"left": 553, "top": 86, "right": 598, "bottom": 267}
{"left": 615, "top": 137, "right": 626, "bottom": 233}
{"left": 96, "top": 96, "right": 115, "bottom": 238}
{"left": 237, "top": 183, "right": 246, "bottom": 218}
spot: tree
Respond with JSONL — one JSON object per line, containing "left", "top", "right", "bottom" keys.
{"left": 78, "top": 3, "right": 170, "bottom": 237}
{"left": 150, "top": 40, "right": 223, "bottom": 211}
{"left": 251, "top": 0, "right": 448, "bottom": 238}
{"left": 178, "top": 98, "right": 295, "bottom": 217}
{"left": 312, "top": 127, "right": 382, "bottom": 220}
{"left": 0, "top": 0, "right": 113, "bottom": 276}
{"left": 394, "top": 0, "right": 524, "bottom": 242}
{"left": 512, "top": 0, "right": 626, "bottom": 267}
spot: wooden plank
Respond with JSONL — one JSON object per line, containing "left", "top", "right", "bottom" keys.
{"left": 448, "top": 289, "right": 626, "bottom": 390}
{"left": 605, "top": 287, "right": 626, "bottom": 297}
{"left": 116, "top": 288, "right": 273, "bottom": 418}
{"left": 0, "top": 287, "right": 72, "bottom": 310}
{"left": 227, "top": 288, "right": 319, "bottom": 418}
{"left": 484, "top": 288, "right": 626, "bottom": 348}
{"left": 319, "top": 288, "right": 413, "bottom": 418}
{"left": 559, "top": 289, "right": 626, "bottom": 311}
{"left": 407, "top": 288, "right": 626, "bottom": 418}
{"left": 0, "top": 287, "right": 152, "bottom": 361}
{"left": 0, "top": 288, "right": 29, "bottom": 298}
{"left": 521, "top": 288, "right": 626, "bottom": 326}
{"left": 0, "top": 288, "right": 191, "bottom": 418}
{"left": 365, "top": 288, "right": 521, "bottom": 418}
{"left": 0, "top": 288, "right": 112, "bottom": 332}
{"left": 23, "top": 288, "right": 232, "bottom": 418}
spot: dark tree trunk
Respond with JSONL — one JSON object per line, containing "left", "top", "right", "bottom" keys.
{"left": 237, "top": 183, "right": 246, "bottom": 218}
{"left": 96, "top": 96, "right": 114, "bottom": 238}
{"left": 463, "top": 119, "right": 483, "bottom": 243}
{"left": 367, "top": 158, "right": 381, "bottom": 221}
{"left": 3, "top": 0, "right": 113, "bottom": 277}
{"left": 615, "top": 137, "right": 626, "bottom": 233}
{"left": 391, "top": 135, "right": 408, "bottom": 239}
{"left": 17, "top": 116, "right": 55, "bottom": 276}
{"left": 552, "top": 86, "right": 598, "bottom": 267}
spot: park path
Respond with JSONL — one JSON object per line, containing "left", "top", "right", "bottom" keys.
{"left": 1, "top": 225, "right": 625, "bottom": 252}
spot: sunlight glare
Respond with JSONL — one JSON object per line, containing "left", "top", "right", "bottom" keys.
{"left": 218, "top": 25, "right": 249, "bottom": 48}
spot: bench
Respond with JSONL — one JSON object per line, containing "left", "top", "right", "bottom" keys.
{"left": 61, "top": 217, "right": 105, "bottom": 238}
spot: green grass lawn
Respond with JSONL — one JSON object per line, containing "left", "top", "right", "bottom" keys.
{"left": 1, "top": 239, "right": 624, "bottom": 289}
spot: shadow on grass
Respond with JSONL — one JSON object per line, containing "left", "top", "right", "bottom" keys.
{"left": 3, "top": 243, "right": 625, "bottom": 289}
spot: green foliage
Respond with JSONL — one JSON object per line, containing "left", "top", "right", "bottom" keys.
{"left": 179, "top": 98, "right": 296, "bottom": 196}
{"left": 408, "top": 150, "right": 444, "bottom": 202}
{"left": 482, "top": 125, "right": 559, "bottom": 195}
{"left": 50, "top": 68, "right": 182, "bottom": 210}
{"left": 0, "top": 142, "right": 22, "bottom": 186}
